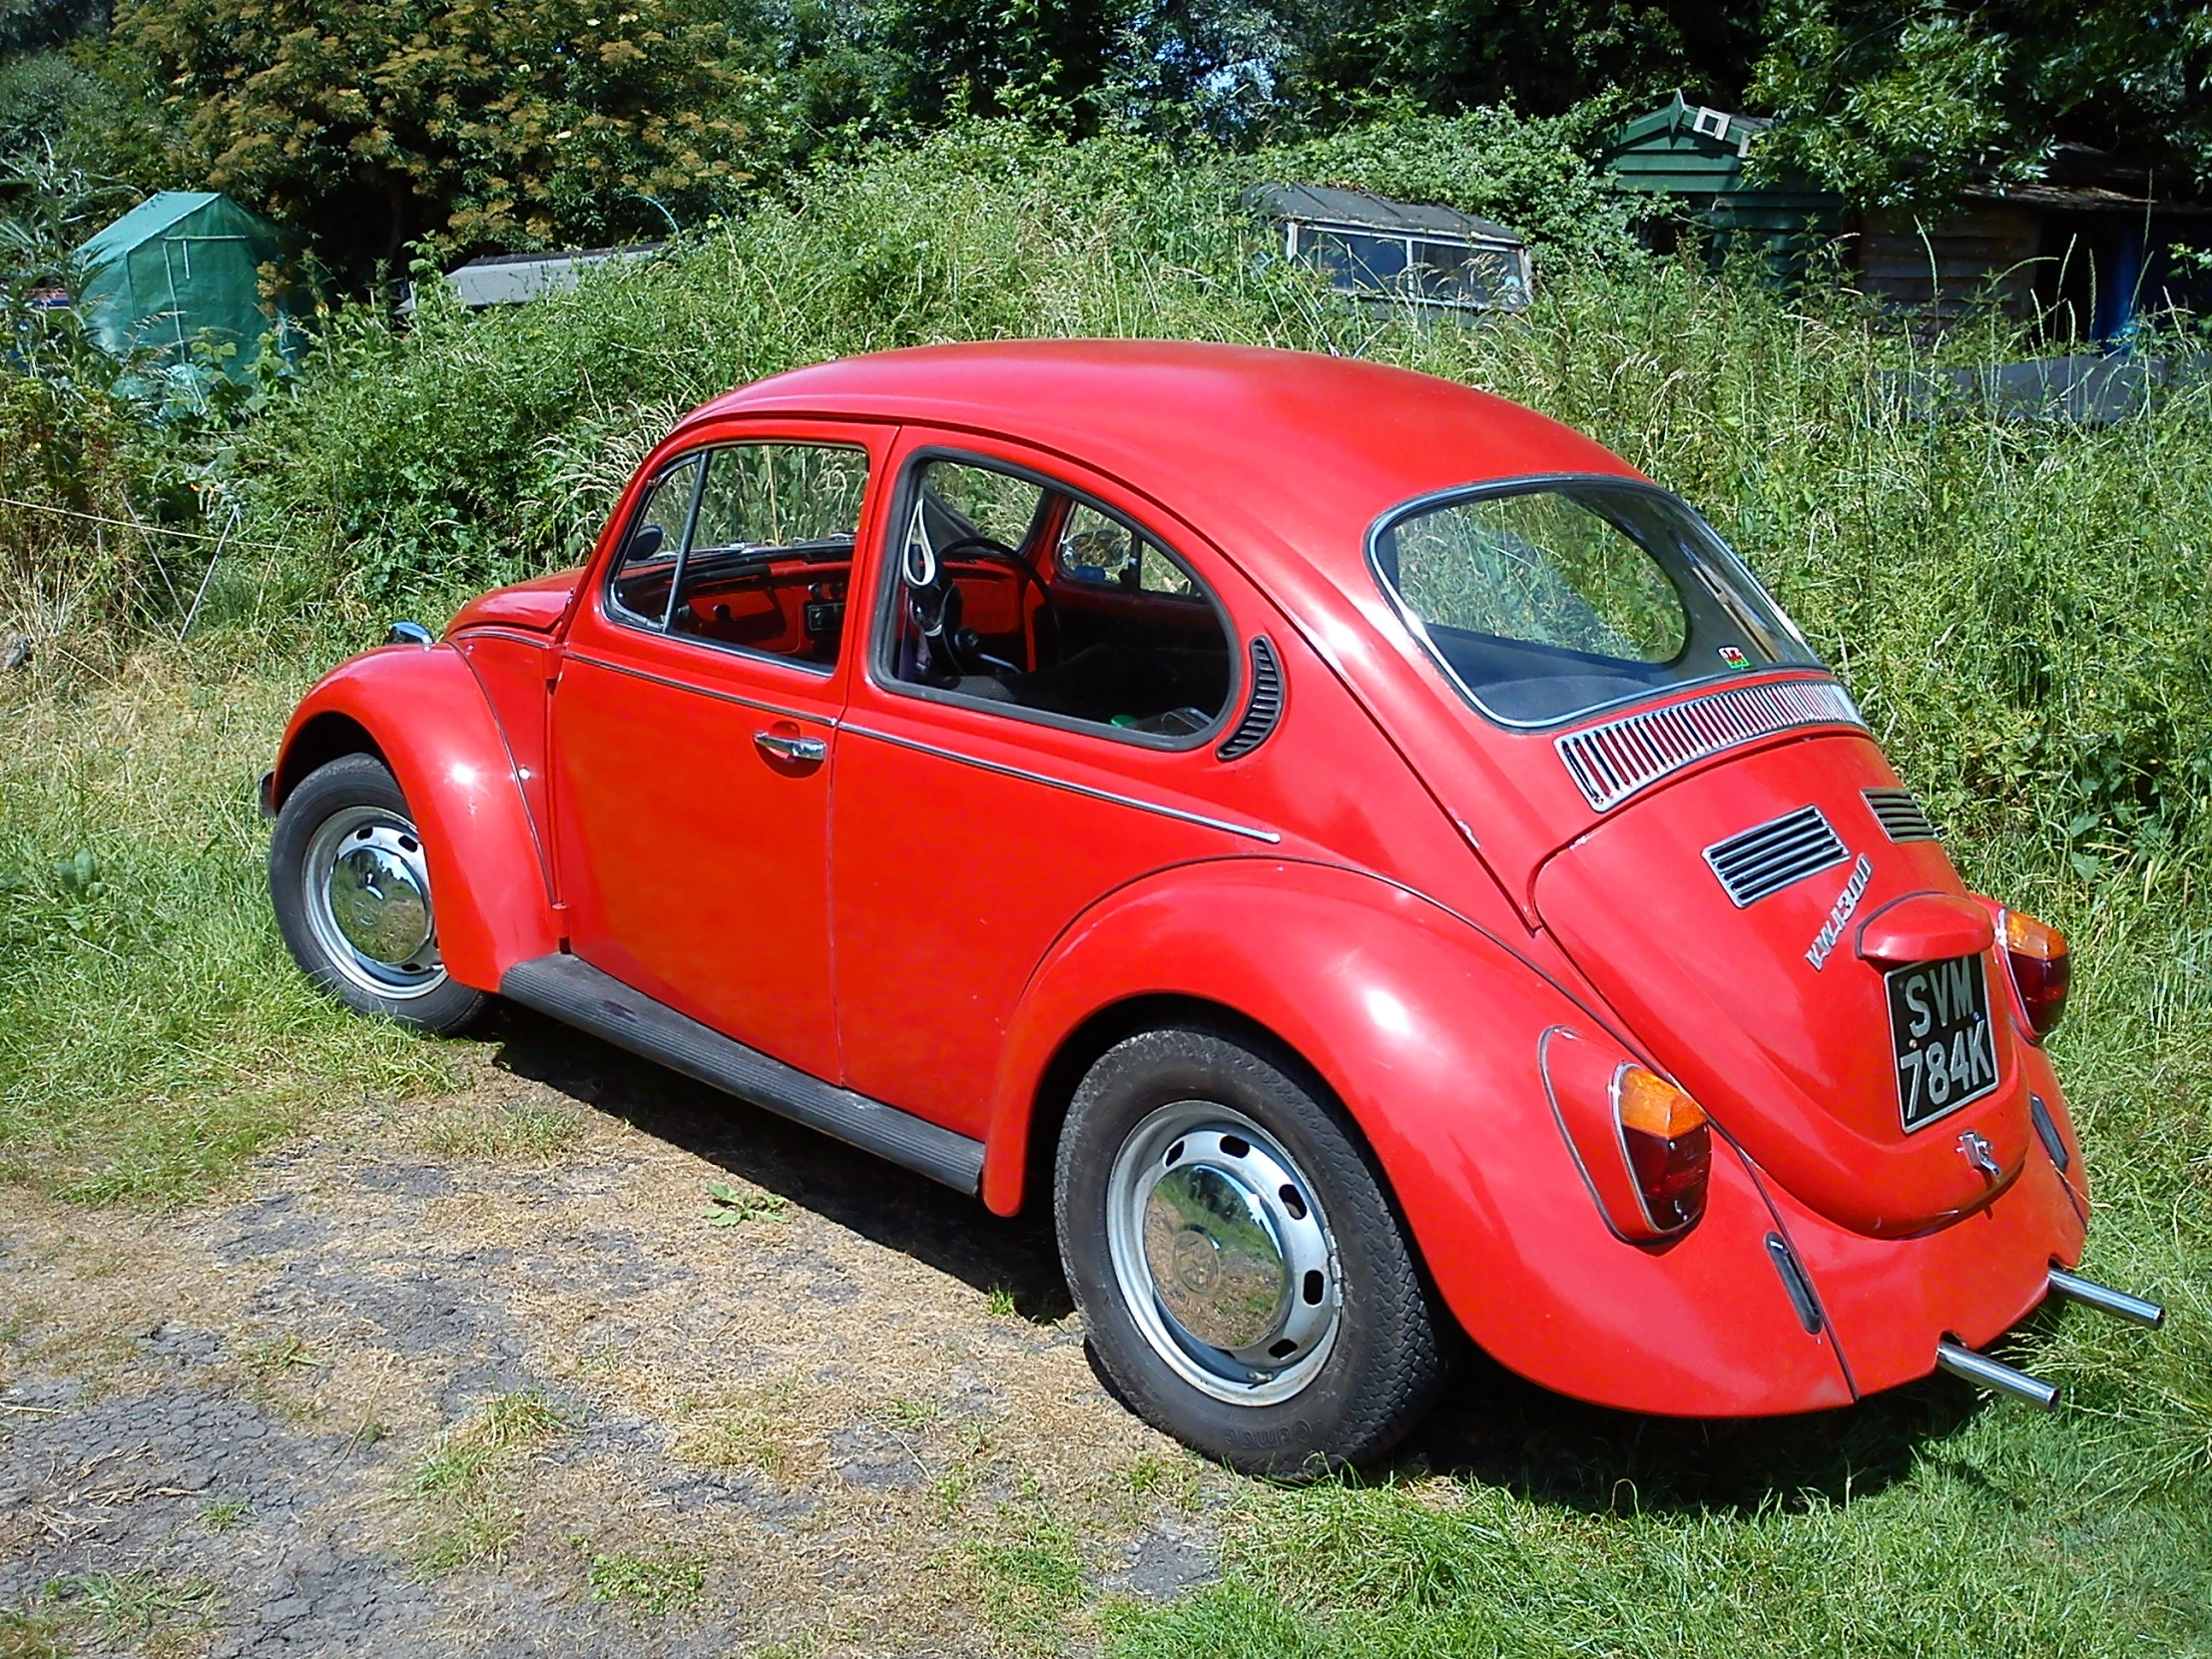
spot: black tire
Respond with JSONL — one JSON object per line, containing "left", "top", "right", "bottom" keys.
{"left": 1054, "top": 1024, "right": 1445, "bottom": 1475}
{"left": 269, "top": 753, "right": 488, "bottom": 1035}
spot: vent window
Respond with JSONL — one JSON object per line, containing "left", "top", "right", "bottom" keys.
{"left": 1704, "top": 807, "right": 1849, "bottom": 907}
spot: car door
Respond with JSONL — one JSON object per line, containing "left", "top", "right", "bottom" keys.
{"left": 830, "top": 430, "right": 1268, "bottom": 1138}
{"left": 551, "top": 421, "right": 890, "bottom": 1081}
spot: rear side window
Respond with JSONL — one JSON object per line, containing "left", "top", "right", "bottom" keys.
{"left": 1371, "top": 479, "right": 1821, "bottom": 728}
{"left": 608, "top": 442, "right": 868, "bottom": 668}
{"left": 880, "top": 455, "right": 1235, "bottom": 743}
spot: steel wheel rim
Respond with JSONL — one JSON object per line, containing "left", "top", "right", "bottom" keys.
{"left": 299, "top": 804, "right": 446, "bottom": 1001}
{"left": 1105, "top": 1100, "right": 1341, "bottom": 1405}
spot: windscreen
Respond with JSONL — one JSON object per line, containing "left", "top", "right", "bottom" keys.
{"left": 1371, "top": 480, "right": 1822, "bottom": 727}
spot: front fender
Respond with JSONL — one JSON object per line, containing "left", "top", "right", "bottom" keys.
{"left": 272, "top": 644, "right": 558, "bottom": 992}
{"left": 990, "top": 859, "right": 1854, "bottom": 1416}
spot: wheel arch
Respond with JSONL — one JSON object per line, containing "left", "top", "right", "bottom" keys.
{"left": 272, "top": 711, "right": 387, "bottom": 809}
{"left": 1013, "top": 990, "right": 1322, "bottom": 1223}
{"left": 982, "top": 856, "right": 1859, "bottom": 1417}
{"left": 271, "top": 644, "right": 558, "bottom": 992}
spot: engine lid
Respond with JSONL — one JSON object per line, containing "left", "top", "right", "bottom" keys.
{"left": 1532, "top": 730, "right": 2031, "bottom": 1238}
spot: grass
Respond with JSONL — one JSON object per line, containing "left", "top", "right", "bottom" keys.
{"left": 33, "top": 1571, "right": 219, "bottom": 1658}
{"left": 413, "top": 1099, "right": 584, "bottom": 1162}
{"left": 585, "top": 1547, "right": 709, "bottom": 1619}
{"left": 0, "top": 121, "right": 2208, "bottom": 1655}
{"left": 0, "top": 648, "right": 457, "bottom": 1208}
{"left": 964, "top": 1509, "right": 1089, "bottom": 1645}
{"left": 405, "top": 1389, "right": 577, "bottom": 1572}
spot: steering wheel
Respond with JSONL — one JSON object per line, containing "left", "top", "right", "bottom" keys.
{"left": 908, "top": 533, "right": 1055, "bottom": 676}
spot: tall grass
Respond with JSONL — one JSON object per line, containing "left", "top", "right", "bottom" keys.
{"left": 0, "top": 119, "right": 2206, "bottom": 1650}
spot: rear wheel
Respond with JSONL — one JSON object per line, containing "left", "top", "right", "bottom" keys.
{"left": 269, "top": 754, "right": 487, "bottom": 1034}
{"left": 1055, "top": 1025, "right": 1445, "bottom": 1474}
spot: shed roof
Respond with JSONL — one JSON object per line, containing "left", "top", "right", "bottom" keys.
{"left": 77, "top": 192, "right": 270, "bottom": 265}
{"left": 438, "top": 243, "right": 664, "bottom": 308}
{"left": 1246, "top": 183, "right": 1524, "bottom": 247}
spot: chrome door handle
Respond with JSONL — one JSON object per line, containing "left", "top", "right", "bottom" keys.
{"left": 754, "top": 730, "right": 828, "bottom": 765}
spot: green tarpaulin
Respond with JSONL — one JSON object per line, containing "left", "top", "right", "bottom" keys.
{"left": 75, "top": 191, "right": 293, "bottom": 379}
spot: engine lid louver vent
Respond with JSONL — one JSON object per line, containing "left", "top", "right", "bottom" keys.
{"left": 1554, "top": 679, "right": 1865, "bottom": 812}
{"left": 1864, "top": 788, "right": 1939, "bottom": 843}
{"left": 1217, "top": 636, "right": 1284, "bottom": 760}
{"left": 1704, "top": 806, "right": 1849, "bottom": 908}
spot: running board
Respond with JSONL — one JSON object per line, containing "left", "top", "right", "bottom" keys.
{"left": 500, "top": 953, "right": 986, "bottom": 1195}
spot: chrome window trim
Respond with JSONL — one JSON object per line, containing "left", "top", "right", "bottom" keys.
{"left": 865, "top": 445, "right": 1242, "bottom": 756}
{"left": 600, "top": 440, "right": 867, "bottom": 679}
{"left": 841, "top": 723, "right": 1282, "bottom": 844}
{"left": 1365, "top": 472, "right": 1822, "bottom": 734}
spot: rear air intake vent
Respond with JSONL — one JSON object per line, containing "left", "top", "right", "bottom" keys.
{"left": 1217, "top": 636, "right": 1284, "bottom": 761}
{"left": 1864, "top": 788, "right": 1939, "bottom": 843}
{"left": 1704, "top": 806, "right": 1849, "bottom": 908}
{"left": 1555, "top": 679, "right": 1864, "bottom": 812}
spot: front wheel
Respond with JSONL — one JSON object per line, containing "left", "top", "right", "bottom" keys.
{"left": 1054, "top": 1026, "right": 1445, "bottom": 1474}
{"left": 269, "top": 753, "right": 487, "bottom": 1035}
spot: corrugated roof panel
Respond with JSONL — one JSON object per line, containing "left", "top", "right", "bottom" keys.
{"left": 1245, "top": 183, "right": 1524, "bottom": 248}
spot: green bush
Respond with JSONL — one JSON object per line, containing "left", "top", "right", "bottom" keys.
{"left": 223, "top": 121, "right": 2212, "bottom": 869}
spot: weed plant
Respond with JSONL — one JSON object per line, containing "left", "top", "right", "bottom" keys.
{"left": 0, "top": 121, "right": 2207, "bottom": 1652}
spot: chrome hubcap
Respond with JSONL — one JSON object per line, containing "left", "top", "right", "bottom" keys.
{"left": 300, "top": 806, "right": 445, "bottom": 1000}
{"left": 1106, "top": 1101, "right": 1340, "bottom": 1404}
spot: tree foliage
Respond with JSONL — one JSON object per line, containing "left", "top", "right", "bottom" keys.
{"left": 1750, "top": 1, "right": 2212, "bottom": 211}
{"left": 117, "top": 0, "right": 767, "bottom": 275}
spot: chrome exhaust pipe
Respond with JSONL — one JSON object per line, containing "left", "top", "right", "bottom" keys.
{"left": 1935, "top": 1338, "right": 2059, "bottom": 1409}
{"left": 2048, "top": 1268, "right": 2165, "bottom": 1329}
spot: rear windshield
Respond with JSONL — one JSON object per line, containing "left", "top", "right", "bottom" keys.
{"left": 1370, "top": 479, "right": 1822, "bottom": 728}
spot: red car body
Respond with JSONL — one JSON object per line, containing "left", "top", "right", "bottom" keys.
{"left": 269, "top": 340, "right": 2092, "bottom": 1419}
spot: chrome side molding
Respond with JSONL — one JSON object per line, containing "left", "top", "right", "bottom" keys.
{"left": 1935, "top": 1338, "right": 2059, "bottom": 1409}
{"left": 2049, "top": 1267, "right": 2166, "bottom": 1328}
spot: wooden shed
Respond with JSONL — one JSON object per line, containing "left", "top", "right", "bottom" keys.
{"left": 1602, "top": 93, "right": 1845, "bottom": 276}
{"left": 1606, "top": 97, "right": 2212, "bottom": 336}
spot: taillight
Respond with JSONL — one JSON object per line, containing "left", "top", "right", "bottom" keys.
{"left": 2001, "top": 909, "right": 2070, "bottom": 1040}
{"left": 1614, "top": 1066, "right": 1711, "bottom": 1233}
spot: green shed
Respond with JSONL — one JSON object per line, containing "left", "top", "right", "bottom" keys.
{"left": 1604, "top": 94, "right": 1845, "bottom": 273}
{"left": 75, "top": 191, "right": 293, "bottom": 379}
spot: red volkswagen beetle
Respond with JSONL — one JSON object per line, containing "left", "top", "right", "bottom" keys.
{"left": 263, "top": 341, "right": 2158, "bottom": 1471}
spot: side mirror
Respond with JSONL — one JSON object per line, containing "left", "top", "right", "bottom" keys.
{"left": 627, "top": 522, "right": 666, "bottom": 561}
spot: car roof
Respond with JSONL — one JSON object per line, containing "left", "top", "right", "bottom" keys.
{"left": 681, "top": 340, "right": 1643, "bottom": 605}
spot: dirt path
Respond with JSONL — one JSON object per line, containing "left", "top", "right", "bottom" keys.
{"left": 0, "top": 1009, "right": 1228, "bottom": 1656}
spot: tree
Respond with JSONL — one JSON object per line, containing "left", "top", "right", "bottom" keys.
{"left": 119, "top": 0, "right": 769, "bottom": 276}
{"left": 1750, "top": 1, "right": 2212, "bottom": 212}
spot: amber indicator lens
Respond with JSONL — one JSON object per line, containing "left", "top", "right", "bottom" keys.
{"left": 2001, "top": 909, "right": 2070, "bottom": 1038}
{"left": 1615, "top": 1066, "right": 1711, "bottom": 1233}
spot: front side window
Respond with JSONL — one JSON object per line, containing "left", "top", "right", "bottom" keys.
{"left": 1372, "top": 479, "right": 1821, "bottom": 728}
{"left": 608, "top": 441, "right": 868, "bottom": 668}
{"left": 880, "top": 455, "right": 1235, "bottom": 743}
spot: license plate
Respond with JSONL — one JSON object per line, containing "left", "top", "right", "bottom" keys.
{"left": 1886, "top": 955, "right": 2000, "bottom": 1131}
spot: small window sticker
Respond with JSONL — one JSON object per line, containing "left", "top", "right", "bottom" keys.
{"left": 1718, "top": 645, "right": 1750, "bottom": 669}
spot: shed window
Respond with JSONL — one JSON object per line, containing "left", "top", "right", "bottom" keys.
{"left": 1287, "top": 223, "right": 1527, "bottom": 309}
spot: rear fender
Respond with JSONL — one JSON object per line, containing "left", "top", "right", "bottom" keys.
{"left": 989, "top": 859, "right": 1854, "bottom": 1415}
{"left": 272, "top": 644, "right": 558, "bottom": 992}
